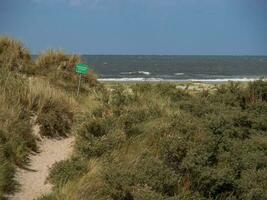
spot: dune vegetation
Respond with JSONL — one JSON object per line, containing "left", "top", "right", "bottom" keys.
{"left": 1, "top": 37, "right": 267, "bottom": 200}
{"left": 38, "top": 81, "right": 267, "bottom": 200}
{"left": 0, "top": 36, "right": 95, "bottom": 199}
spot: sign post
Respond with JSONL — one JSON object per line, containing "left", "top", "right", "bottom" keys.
{"left": 75, "top": 64, "right": 90, "bottom": 96}
{"left": 77, "top": 74, "right": 82, "bottom": 96}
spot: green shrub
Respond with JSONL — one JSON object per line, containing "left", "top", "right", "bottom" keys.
{"left": 153, "top": 83, "right": 189, "bottom": 102}
{"left": 108, "top": 85, "right": 136, "bottom": 107}
{"left": 37, "top": 100, "right": 73, "bottom": 137}
{"left": 36, "top": 193, "right": 57, "bottom": 200}
{"left": 0, "top": 162, "right": 18, "bottom": 196}
{"left": 246, "top": 80, "right": 267, "bottom": 103}
{"left": 50, "top": 82, "right": 267, "bottom": 200}
{"left": 131, "top": 83, "right": 153, "bottom": 94}
{"left": 104, "top": 153, "right": 178, "bottom": 198}
{"left": 212, "top": 82, "right": 244, "bottom": 107}
{"left": 132, "top": 153, "right": 178, "bottom": 196}
{"left": 131, "top": 186, "right": 165, "bottom": 200}
{"left": 239, "top": 169, "right": 267, "bottom": 200}
{"left": 27, "top": 78, "right": 76, "bottom": 137}
{"left": 119, "top": 106, "right": 161, "bottom": 137}
{"left": 48, "top": 158, "right": 88, "bottom": 188}
{"left": 167, "top": 191, "right": 206, "bottom": 200}
{"left": 76, "top": 128, "right": 126, "bottom": 158}
{"left": 15, "top": 79, "right": 266, "bottom": 200}
{"left": 179, "top": 98, "right": 214, "bottom": 117}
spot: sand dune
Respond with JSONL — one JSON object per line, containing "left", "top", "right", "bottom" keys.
{"left": 10, "top": 124, "right": 74, "bottom": 200}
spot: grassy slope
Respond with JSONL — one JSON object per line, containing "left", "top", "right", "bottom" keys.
{"left": 43, "top": 82, "right": 267, "bottom": 200}
{"left": 0, "top": 69, "right": 77, "bottom": 199}
{"left": 0, "top": 36, "right": 92, "bottom": 199}
{"left": 1, "top": 36, "right": 267, "bottom": 200}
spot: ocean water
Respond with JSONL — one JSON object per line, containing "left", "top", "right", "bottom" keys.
{"left": 82, "top": 55, "right": 267, "bottom": 83}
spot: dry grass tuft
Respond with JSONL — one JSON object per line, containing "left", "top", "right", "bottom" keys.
{"left": 35, "top": 50, "right": 81, "bottom": 75}
{"left": 35, "top": 49, "right": 99, "bottom": 90}
{"left": 0, "top": 36, "right": 32, "bottom": 71}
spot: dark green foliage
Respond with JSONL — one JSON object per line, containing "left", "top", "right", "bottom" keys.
{"left": 131, "top": 83, "right": 153, "bottom": 94}
{"left": 0, "top": 118, "right": 37, "bottom": 166}
{"left": 47, "top": 81, "right": 267, "bottom": 200}
{"left": 48, "top": 158, "right": 87, "bottom": 188}
{"left": 104, "top": 153, "right": 178, "bottom": 199}
{"left": 108, "top": 85, "right": 137, "bottom": 108}
{"left": 130, "top": 186, "right": 165, "bottom": 200}
{"left": 36, "top": 193, "right": 57, "bottom": 200}
{"left": 247, "top": 80, "right": 267, "bottom": 102}
{"left": 131, "top": 153, "right": 178, "bottom": 196}
{"left": 76, "top": 126, "right": 125, "bottom": 158}
{"left": 37, "top": 100, "right": 74, "bottom": 137}
{"left": 153, "top": 83, "right": 189, "bottom": 102}
{"left": 1, "top": 37, "right": 265, "bottom": 199}
{"left": 0, "top": 162, "right": 18, "bottom": 196}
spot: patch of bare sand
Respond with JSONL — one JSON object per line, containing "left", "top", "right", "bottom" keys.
{"left": 10, "top": 124, "right": 74, "bottom": 200}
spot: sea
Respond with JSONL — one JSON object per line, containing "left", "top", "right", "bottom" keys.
{"left": 82, "top": 55, "right": 267, "bottom": 83}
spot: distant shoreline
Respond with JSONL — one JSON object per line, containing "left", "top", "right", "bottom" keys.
{"left": 98, "top": 77, "right": 267, "bottom": 84}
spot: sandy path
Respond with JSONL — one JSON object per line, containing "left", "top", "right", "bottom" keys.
{"left": 10, "top": 125, "right": 74, "bottom": 200}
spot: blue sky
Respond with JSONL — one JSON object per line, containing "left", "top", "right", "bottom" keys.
{"left": 0, "top": 0, "right": 266, "bottom": 55}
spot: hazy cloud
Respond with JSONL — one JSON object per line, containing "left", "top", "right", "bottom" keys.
{"left": 32, "top": 0, "right": 112, "bottom": 7}
{"left": 31, "top": 0, "right": 181, "bottom": 8}
{"left": 68, "top": 0, "right": 101, "bottom": 7}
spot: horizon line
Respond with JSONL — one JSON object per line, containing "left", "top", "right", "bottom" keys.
{"left": 31, "top": 54, "right": 267, "bottom": 57}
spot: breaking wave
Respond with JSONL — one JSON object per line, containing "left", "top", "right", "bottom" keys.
{"left": 120, "top": 71, "right": 151, "bottom": 75}
{"left": 98, "top": 77, "right": 267, "bottom": 83}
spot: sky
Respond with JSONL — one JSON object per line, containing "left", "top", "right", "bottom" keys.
{"left": 0, "top": 0, "right": 266, "bottom": 55}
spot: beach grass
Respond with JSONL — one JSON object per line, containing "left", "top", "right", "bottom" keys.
{"left": 1, "top": 36, "right": 267, "bottom": 200}
{"left": 0, "top": 37, "right": 88, "bottom": 198}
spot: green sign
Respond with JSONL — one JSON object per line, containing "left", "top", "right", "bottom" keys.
{"left": 76, "top": 64, "right": 89, "bottom": 75}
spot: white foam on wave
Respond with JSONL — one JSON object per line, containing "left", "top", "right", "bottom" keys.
{"left": 189, "top": 78, "right": 267, "bottom": 83}
{"left": 120, "top": 71, "right": 151, "bottom": 75}
{"left": 98, "top": 77, "right": 267, "bottom": 83}
{"left": 138, "top": 71, "right": 150, "bottom": 75}
{"left": 174, "top": 73, "right": 185, "bottom": 76}
{"left": 99, "top": 78, "right": 159, "bottom": 82}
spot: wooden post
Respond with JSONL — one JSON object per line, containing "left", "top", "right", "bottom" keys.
{"left": 77, "top": 74, "right": 82, "bottom": 96}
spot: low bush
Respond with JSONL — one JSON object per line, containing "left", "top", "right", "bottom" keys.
{"left": 153, "top": 83, "right": 189, "bottom": 102}
{"left": 3, "top": 36, "right": 267, "bottom": 200}
{"left": 0, "top": 162, "right": 18, "bottom": 197}
{"left": 27, "top": 78, "right": 76, "bottom": 137}
{"left": 48, "top": 82, "right": 267, "bottom": 200}
{"left": 76, "top": 126, "right": 126, "bottom": 158}
{"left": 103, "top": 153, "right": 178, "bottom": 199}
{"left": 36, "top": 101, "right": 73, "bottom": 137}
{"left": 48, "top": 158, "right": 88, "bottom": 188}
{"left": 130, "top": 186, "right": 165, "bottom": 200}
{"left": 246, "top": 80, "right": 267, "bottom": 103}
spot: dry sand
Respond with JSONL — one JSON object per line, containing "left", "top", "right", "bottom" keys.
{"left": 10, "top": 124, "right": 74, "bottom": 200}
